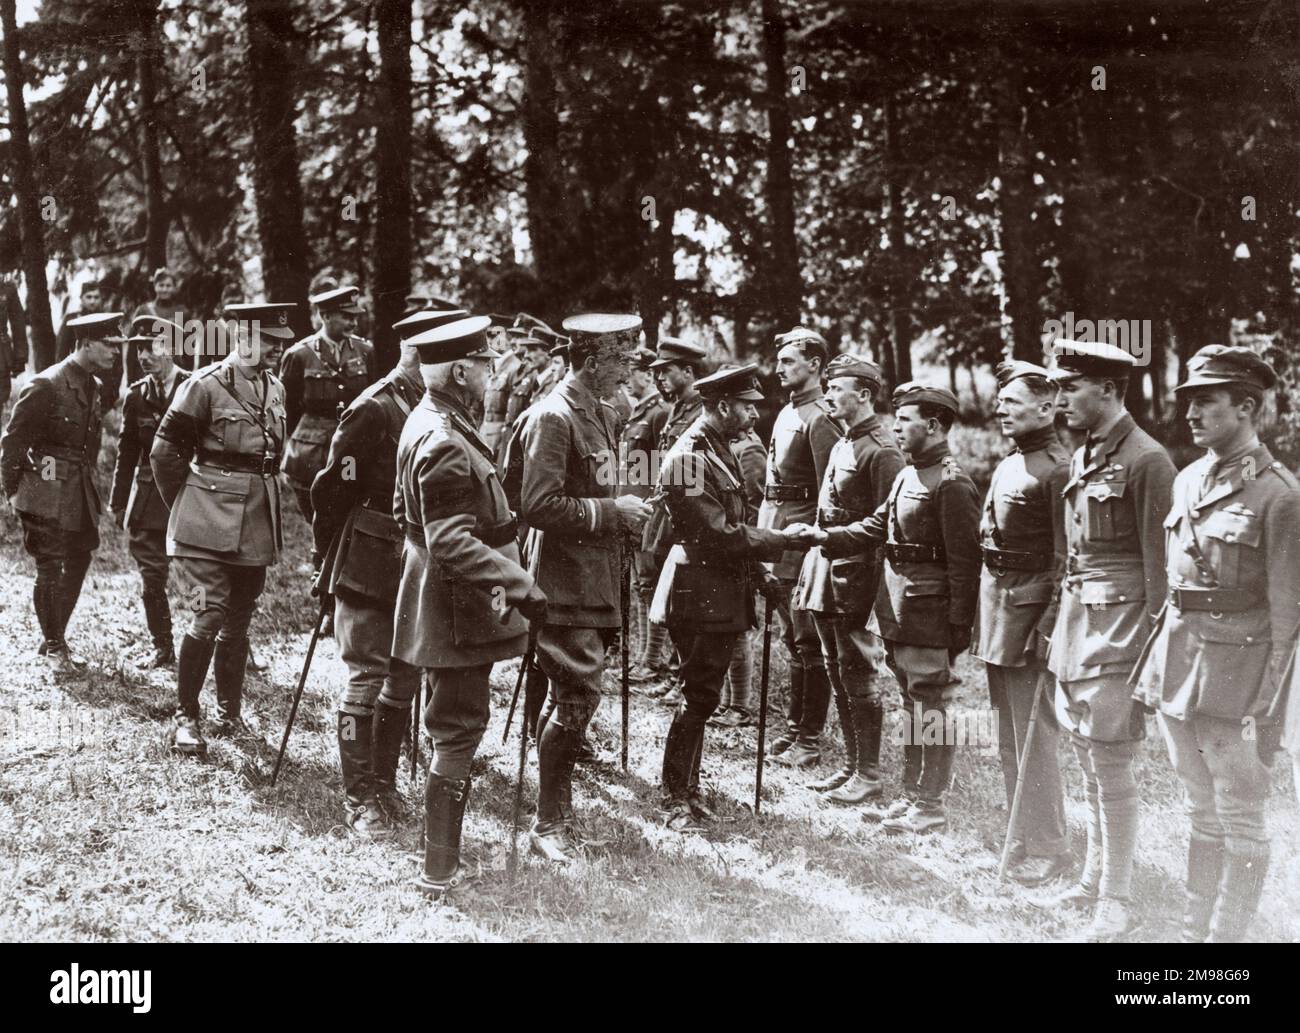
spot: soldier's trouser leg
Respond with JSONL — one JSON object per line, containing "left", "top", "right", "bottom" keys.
{"left": 178, "top": 559, "right": 265, "bottom": 719}
{"left": 663, "top": 628, "right": 735, "bottom": 800}
{"left": 291, "top": 483, "right": 314, "bottom": 523}
{"left": 523, "top": 660, "right": 549, "bottom": 740}
{"left": 21, "top": 516, "right": 66, "bottom": 648}
{"left": 423, "top": 665, "right": 492, "bottom": 780}
{"left": 988, "top": 662, "right": 1068, "bottom": 858}
{"left": 637, "top": 550, "right": 669, "bottom": 670}
{"left": 1158, "top": 711, "right": 1271, "bottom": 940}
{"left": 813, "top": 615, "right": 856, "bottom": 781}
{"left": 723, "top": 631, "right": 754, "bottom": 712}
{"left": 887, "top": 642, "right": 955, "bottom": 811}
{"left": 55, "top": 547, "right": 93, "bottom": 641}
{"left": 534, "top": 626, "right": 605, "bottom": 832}
{"left": 129, "top": 527, "right": 173, "bottom": 654}
{"left": 1069, "top": 732, "right": 1138, "bottom": 902}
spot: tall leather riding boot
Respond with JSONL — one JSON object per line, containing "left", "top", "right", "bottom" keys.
{"left": 532, "top": 718, "right": 584, "bottom": 863}
{"left": 826, "top": 697, "right": 884, "bottom": 804}
{"left": 55, "top": 551, "right": 92, "bottom": 642}
{"left": 784, "top": 665, "right": 806, "bottom": 738}
{"left": 213, "top": 636, "right": 249, "bottom": 727}
{"left": 661, "top": 712, "right": 703, "bottom": 803}
{"left": 176, "top": 634, "right": 216, "bottom": 720}
{"left": 33, "top": 578, "right": 62, "bottom": 651}
{"left": 917, "top": 742, "right": 954, "bottom": 814}
{"left": 338, "top": 711, "right": 387, "bottom": 838}
{"left": 142, "top": 588, "right": 175, "bottom": 664}
{"left": 1207, "top": 844, "right": 1269, "bottom": 942}
{"left": 372, "top": 701, "right": 409, "bottom": 816}
{"left": 797, "top": 666, "right": 831, "bottom": 747}
{"left": 809, "top": 669, "right": 856, "bottom": 792}
{"left": 417, "top": 774, "right": 471, "bottom": 895}
{"left": 902, "top": 737, "right": 923, "bottom": 800}
{"left": 1182, "top": 834, "right": 1226, "bottom": 943}
{"left": 523, "top": 662, "right": 548, "bottom": 740}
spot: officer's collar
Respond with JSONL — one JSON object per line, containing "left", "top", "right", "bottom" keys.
{"left": 1012, "top": 423, "right": 1059, "bottom": 454}
{"left": 909, "top": 439, "right": 950, "bottom": 469}
{"left": 789, "top": 384, "right": 823, "bottom": 407}
{"left": 845, "top": 414, "right": 880, "bottom": 441}
{"left": 426, "top": 387, "right": 476, "bottom": 426}
{"left": 1206, "top": 435, "right": 1261, "bottom": 478}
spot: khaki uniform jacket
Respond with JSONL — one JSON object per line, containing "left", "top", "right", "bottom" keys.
{"left": 729, "top": 428, "right": 767, "bottom": 516}
{"left": 1, "top": 355, "right": 103, "bottom": 531}
{"left": 757, "top": 385, "right": 842, "bottom": 579}
{"left": 481, "top": 351, "right": 521, "bottom": 453}
{"left": 503, "top": 364, "right": 541, "bottom": 433}
{"left": 151, "top": 354, "right": 286, "bottom": 567}
{"left": 504, "top": 372, "right": 623, "bottom": 629}
{"left": 641, "top": 389, "right": 703, "bottom": 554}
{"left": 111, "top": 370, "right": 188, "bottom": 531}
{"left": 279, "top": 331, "right": 377, "bottom": 487}
{"left": 1047, "top": 413, "right": 1175, "bottom": 682}
{"left": 794, "top": 415, "right": 904, "bottom": 616}
{"left": 311, "top": 367, "right": 423, "bottom": 606}
{"left": 822, "top": 442, "right": 981, "bottom": 647}
{"left": 1133, "top": 443, "right": 1300, "bottom": 722}
{"left": 620, "top": 391, "right": 667, "bottom": 500}
{"left": 392, "top": 390, "right": 530, "bottom": 670}
{"left": 652, "top": 417, "right": 786, "bottom": 633}
{"left": 972, "top": 425, "right": 1071, "bottom": 667}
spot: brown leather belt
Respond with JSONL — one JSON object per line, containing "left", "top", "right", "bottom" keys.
{"left": 765, "top": 484, "right": 813, "bottom": 502}
{"left": 405, "top": 517, "right": 518, "bottom": 549}
{"left": 35, "top": 447, "right": 90, "bottom": 466}
{"left": 196, "top": 449, "right": 280, "bottom": 475}
{"left": 1169, "top": 586, "right": 1261, "bottom": 613}
{"left": 885, "top": 542, "right": 945, "bottom": 564}
{"left": 982, "top": 546, "right": 1051, "bottom": 572}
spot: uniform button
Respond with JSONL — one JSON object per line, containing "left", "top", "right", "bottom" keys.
{"left": 1073, "top": 514, "right": 1082, "bottom": 524}
{"left": 1118, "top": 595, "right": 1127, "bottom": 602}
{"left": 1245, "top": 636, "right": 1254, "bottom": 643}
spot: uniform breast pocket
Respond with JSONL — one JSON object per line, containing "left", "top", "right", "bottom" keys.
{"left": 1083, "top": 480, "right": 1128, "bottom": 540}
{"left": 579, "top": 447, "right": 617, "bottom": 495}
{"left": 1200, "top": 509, "right": 1261, "bottom": 588}
{"left": 211, "top": 407, "right": 258, "bottom": 453}
{"left": 897, "top": 489, "right": 935, "bottom": 538}
{"left": 303, "top": 371, "right": 342, "bottom": 407}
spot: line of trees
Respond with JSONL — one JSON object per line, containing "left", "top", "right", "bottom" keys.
{"left": 1, "top": 1, "right": 1297, "bottom": 453}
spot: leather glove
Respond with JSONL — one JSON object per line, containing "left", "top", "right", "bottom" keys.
{"left": 947, "top": 623, "right": 971, "bottom": 663}
{"left": 518, "top": 586, "right": 548, "bottom": 626}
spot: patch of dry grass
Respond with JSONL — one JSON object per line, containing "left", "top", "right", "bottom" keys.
{"left": 0, "top": 463, "right": 1297, "bottom": 943}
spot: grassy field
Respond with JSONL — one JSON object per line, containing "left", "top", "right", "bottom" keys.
{"left": 1, "top": 414, "right": 1297, "bottom": 943}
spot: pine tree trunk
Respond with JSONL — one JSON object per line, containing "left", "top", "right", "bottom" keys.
{"left": 372, "top": 0, "right": 413, "bottom": 370}
{"left": 995, "top": 59, "right": 1042, "bottom": 362}
{"left": 1, "top": 0, "right": 57, "bottom": 369}
{"left": 760, "top": 0, "right": 800, "bottom": 329}
{"left": 136, "top": 0, "right": 168, "bottom": 272}
{"left": 521, "top": 0, "right": 565, "bottom": 295}
{"left": 883, "top": 92, "right": 912, "bottom": 384}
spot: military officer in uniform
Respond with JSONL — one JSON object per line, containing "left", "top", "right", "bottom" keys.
{"left": 620, "top": 346, "right": 667, "bottom": 663}
{"left": 111, "top": 315, "right": 190, "bottom": 668}
{"left": 1133, "top": 346, "right": 1300, "bottom": 942}
{"left": 480, "top": 316, "right": 521, "bottom": 454}
{"left": 56, "top": 281, "right": 121, "bottom": 411}
{"left": 1039, "top": 338, "right": 1175, "bottom": 941}
{"left": 394, "top": 315, "right": 547, "bottom": 897}
{"left": 0, "top": 274, "right": 27, "bottom": 412}
{"left": 758, "top": 327, "right": 842, "bottom": 767}
{"left": 311, "top": 309, "right": 465, "bottom": 837}
{"left": 500, "top": 332, "right": 551, "bottom": 459}
{"left": 792, "top": 355, "right": 904, "bottom": 802}
{"left": 787, "top": 382, "right": 980, "bottom": 834}
{"left": 279, "top": 286, "right": 378, "bottom": 523}
{"left": 502, "top": 313, "right": 651, "bottom": 864}
{"left": 151, "top": 302, "right": 295, "bottom": 754}
{"left": 972, "top": 361, "right": 1072, "bottom": 884}
{"left": 651, "top": 364, "right": 787, "bottom": 830}
{"left": 634, "top": 337, "right": 707, "bottom": 691}
{"left": 2, "top": 312, "right": 120, "bottom": 666}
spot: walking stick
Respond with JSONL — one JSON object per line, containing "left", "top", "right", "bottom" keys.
{"left": 510, "top": 621, "right": 540, "bottom": 877}
{"left": 754, "top": 595, "right": 774, "bottom": 814}
{"left": 270, "top": 594, "right": 330, "bottom": 786}
{"left": 410, "top": 676, "right": 422, "bottom": 780}
{"left": 620, "top": 551, "right": 631, "bottom": 772}
{"left": 998, "top": 678, "right": 1046, "bottom": 880}
{"left": 502, "top": 625, "right": 539, "bottom": 744}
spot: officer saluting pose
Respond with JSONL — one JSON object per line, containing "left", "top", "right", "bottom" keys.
{"left": 311, "top": 309, "right": 465, "bottom": 837}
{"left": 111, "top": 316, "right": 190, "bottom": 668}
{"left": 393, "top": 316, "right": 547, "bottom": 898}
{"left": 651, "top": 364, "right": 786, "bottom": 829}
{"left": 503, "top": 313, "right": 651, "bottom": 864}
{"left": 151, "top": 302, "right": 295, "bottom": 754}
{"left": 792, "top": 355, "right": 904, "bottom": 803}
{"left": 1133, "top": 346, "right": 1300, "bottom": 942}
{"left": 279, "top": 286, "right": 377, "bottom": 522}
{"left": 786, "top": 383, "right": 980, "bottom": 834}
{"left": 1039, "top": 338, "right": 1176, "bottom": 941}
{"left": 2, "top": 312, "right": 121, "bottom": 667}
{"left": 759, "top": 327, "right": 842, "bottom": 768}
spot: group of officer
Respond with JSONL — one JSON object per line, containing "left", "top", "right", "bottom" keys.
{"left": 2, "top": 289, "right": 1298, "bottom": 938}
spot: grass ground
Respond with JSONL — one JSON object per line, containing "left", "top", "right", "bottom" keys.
{"left": 0, "top": 412, "right": 1296, "bottom": 943}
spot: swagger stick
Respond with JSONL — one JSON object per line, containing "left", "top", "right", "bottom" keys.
{"left": 754, "top": 597, "right": 774, "bottom": 814}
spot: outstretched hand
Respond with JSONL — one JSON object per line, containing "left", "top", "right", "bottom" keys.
{"left": 783, "top": 523, "right": 826, "bottom": 548}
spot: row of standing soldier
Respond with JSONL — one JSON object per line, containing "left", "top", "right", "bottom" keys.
{"left": 1, "top": 298, "right": 1297, "bottom": 938}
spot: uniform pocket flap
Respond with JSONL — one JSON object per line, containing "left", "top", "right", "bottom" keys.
{"left": 1079, "top": 580, "right": 1141, "bottom": 607}
{"left": 186, "top": 469, "right": 252, "bottom": 499}
{"left": 1084, "top": 480, "right": 1128, "bottom": 502}
{"left": 902, "top": 580, "right": 948, "bottom": 598}
{"left": 1184, "top": 608, "right": 1270, "bottom": 645}
{"left": 291, "top": 423, "right": 334, "bottom": 445}
{"left": 1200, "top": 509, "right": 1262, "bottom": 547}
{"left": 1007, "top": 581, "right": 1055, "bottom": 606}
{"left": 351, "top": 505, "right": 402, "bottom": 541}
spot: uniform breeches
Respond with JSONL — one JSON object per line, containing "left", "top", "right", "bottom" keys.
{"left": 334, "top": 588, "right": 420, "bottom": 715}
{"left": 423, "top": 664, "right": 492, "bottom": 780}
{"left": 128, "top": 527, "right": 171, "bottom": 598}
{"left": 177, "top": 558, "right": 266, "bottom": 642}
{"left": 669, "top": 627, "right": 739, "bottom": 722}
{"left": 1158, "top": 711, "right": 1270, "bottom": 851}
{"left": 814, "top": 614, "right": 881, "bottom": 703}
{"left": 21, "top": 514, "right": 96, "bottom": 643}
{"left": 536, "top": 624, "right": 608, "bottom": 730}
{"left": 885, "top": 641, "right": 958, "bottom": 809}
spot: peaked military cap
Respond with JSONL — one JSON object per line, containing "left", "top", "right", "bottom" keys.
{"left": 892, "top": 381, "right": 959, "bottom": 414}
{"left": 995, "top": 359, "right": 1052, "bottom": 388}
{"left": 128, "top": 315, "right": 183, "bottom": 350}
{"left": 562, "top": 313, "right": 642, "bottom": 344}
{"left": 514, "top": 312, "right": 555, "bottom": 334}
{"left": 825, "top": 353, "right": 882, "bottom": 387}
{"left": 393, "top": 308, "right": 470, "bottom": 340}
{"left": 1049, "top": 338, "right": 1138, "bottom": 382}
{"left": 224, "top": 302, "right": 297, "bottom": 339}
{"left": 408, "top": 315, "right": 496, "bottom": 363}
{"left": 774, "top": 325, "right": 829, "bottom": 362}
{"left": 1175, "top": 344, "right": 1277, "bottom": 394}
{"left": 309, "top": 285, "right": 363, "bottom": 314}
{"left": 648, "top": 336, "right": 708, "bottom": 370}
{"left": 67, "top": 312, "right": 126, "bottom": 341}
{"left": 405, "top": 291, "right": 459, "bottom": 309}
{"left": 488, "top": 312, "right": 514, "bottom": 328}
{"left": 507, "top": 327, "right": 550, "bottom": 351}
{"left": 696, "top": 363, "right": 764, "bottom": 402}
{"left": 634, "top": 346, "right": 658, "bottom": 370}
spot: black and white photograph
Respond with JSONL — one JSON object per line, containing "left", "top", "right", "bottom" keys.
{"left": 0, "top": 0, "right": 1297, "bottom": 974}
